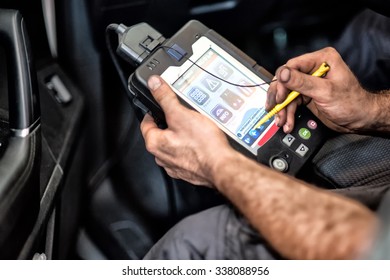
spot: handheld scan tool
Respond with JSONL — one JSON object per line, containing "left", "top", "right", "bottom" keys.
{"left": 112, "top": 20, "right": 329, "bottom": 176}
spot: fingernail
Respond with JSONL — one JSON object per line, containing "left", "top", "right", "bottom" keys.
{"left": 284, "top": 123, "right": 290, "bottom": 132}
{"left": 265, "top": 90, "right": 274, "bottom": 108}
{"left": 280, "top": 68, "right": 291, "bottom": 83}
{"left": 148, "top": 76, "right": 162, "bottom": 90}
{"left": 275, "top": 115, "right": 280, "bottom": 126}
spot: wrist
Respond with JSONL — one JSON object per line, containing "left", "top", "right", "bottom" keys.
{"left": 358, "top": 90, "right": 390, "bottom": 134}
{"left": 206, "top": 147, "right": 242, "bottom": 189}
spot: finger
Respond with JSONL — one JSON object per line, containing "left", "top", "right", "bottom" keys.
{"left": 283, "top": 101, "right": 298, "bottom": 133}
{"left": 155, "top": 157, "right": 168, "bottom": 169}
{"left": 275, "top": 66, "right": 292, "bottom": 103}
{"left": 140, "top": 113, "right": 157, "bottom": 137}
{"left": 140, "top": 113, "right": 162, "bottom": 154}
{"left": 276, "top": 66, "right": 328, "bottom": 100}
{"left": 271, "top": 113, "right": 276, "bottom": 126}
{"left": 275, "top": 80, "right": 291, "bottom": 105}
{"left": 266, "top": 76, "right": 278, "bottom": 111}
{"left": 148, "top": 75, "right": 181, "bottom": 113}
{"left": 155, "top": 158, "right": 180, "bottom": 180}
{"left": 276, "top": 109, "right": 286, "bottom": 128}
{"left": 285, "top": 48, "right": 334, "bottom": 73}
{"left": 164, "top": 168, "right": 179, "bottom": 180}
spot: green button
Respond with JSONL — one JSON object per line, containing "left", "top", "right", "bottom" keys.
{"left": 298, "top": 128, "right": 311, "bottom": 140}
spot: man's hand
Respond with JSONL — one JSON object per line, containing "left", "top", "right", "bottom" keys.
{"left": 266, "top": 47, "right": 377, "bottom": 134}
{"left": 140, "top": 75, "right": 235, "bottom": 187}
{"left": 140, "top": 74, "right": 378, "bottom": 260}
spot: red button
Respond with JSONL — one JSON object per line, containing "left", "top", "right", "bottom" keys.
{"left": 307, "top": 120, "right": 317, "bottom": 129}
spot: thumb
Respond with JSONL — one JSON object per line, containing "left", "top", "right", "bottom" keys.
{"left": 148, "top": 75, "right": 181, "bottom": 112}
{"left": 277, "top": 66, "right": 325, "bottom": 100}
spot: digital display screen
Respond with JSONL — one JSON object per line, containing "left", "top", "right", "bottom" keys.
{"left": 171, "top": 48, "right": 276, "bottom": 153}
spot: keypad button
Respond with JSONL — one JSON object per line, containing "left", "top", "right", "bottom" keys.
{"left": 282, "top": 134, "right": 295, "bottom": 147}
{"left": 295, "top": 143, "right": 309, "bottom": 157}
{"left": 298, "top": 128, "right": 311, "bottom": 140}
{"left": 271, "top": 157, "right": 289, "bottom": 172}
{"left": 307, "top": 120, "right": 317, "bottom": 129}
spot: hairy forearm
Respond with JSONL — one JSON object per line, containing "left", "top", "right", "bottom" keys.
{"left": 365, "top": 90, "right": 390, "bottom": 134}
{"left": 210, "top": 151, "right": 378, "bottom": 259}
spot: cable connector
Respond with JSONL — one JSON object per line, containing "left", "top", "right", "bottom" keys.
{"left": 109, "top": 22, "right": 165, "bottom": 67}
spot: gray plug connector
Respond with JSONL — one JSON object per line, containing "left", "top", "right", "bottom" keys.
{"left": 114, "top": 22, "right": 166, "bottom": 67}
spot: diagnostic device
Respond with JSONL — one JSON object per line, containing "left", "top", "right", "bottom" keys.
{"left": 112, "top": 20, "right": 329, "bottom": 175}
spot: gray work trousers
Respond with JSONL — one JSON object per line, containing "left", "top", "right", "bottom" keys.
{"left": 144, "top": 204, "right": 281, "bottom": 260}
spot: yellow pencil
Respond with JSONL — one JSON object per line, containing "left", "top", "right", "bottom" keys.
{"left": 253, "top": 62, "right": 330, "bottom": 130}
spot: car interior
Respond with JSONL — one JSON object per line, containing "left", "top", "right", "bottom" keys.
{"left": 1, "top": 0, "right": 390, "bottom": 260}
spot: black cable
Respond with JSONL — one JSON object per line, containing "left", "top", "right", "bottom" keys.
{"left": 87, "top": 25, "right": 137, "bottom": 192}
{"left": 105, "top": 24, "right": 130, "bottom": 94}
{"left": 104, "top": 24, "right": 179, "bottom": 221}
{"left": 153, "top": 45, "right": 277, "bottom": 88}
{"left": 106, "top": 24, "right": 146, "bottom": 123}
